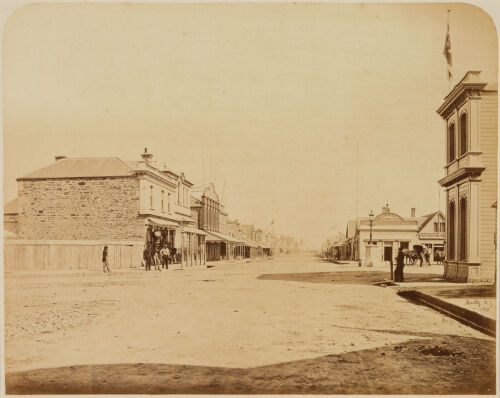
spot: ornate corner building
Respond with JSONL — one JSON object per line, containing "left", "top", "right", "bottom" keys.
{"left": 437, "top": 71, "right": 498, "bottom": 282}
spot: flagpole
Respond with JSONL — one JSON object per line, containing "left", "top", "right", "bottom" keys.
{"left": 446, "top": 10, "right": 451, "bottom": 92}
{"left": 445, "top": 9, "right": 452, "bottom": 91}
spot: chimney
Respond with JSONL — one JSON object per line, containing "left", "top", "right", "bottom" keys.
{"left": 382, "top": 203, "right": 390, "bottom": 214}
{"left": 411, "top": 208, "right": 416, "bottom": 218}
{"left": 141, "top": 147, "right": 153, "bottom": 164}
{"left": 55, "top": 155, "right": 66, "bottom": 161}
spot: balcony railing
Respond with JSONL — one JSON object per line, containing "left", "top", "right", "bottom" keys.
{"left": 419, "top": 232, "right": 445, "bottom": 239}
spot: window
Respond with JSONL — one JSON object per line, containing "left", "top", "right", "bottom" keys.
{"left": 448, "top": 123, "right": 455, "bottom": 162}
{"left": 161, "top": 190, "right": 165, "bottom": 212}
{"left": 150, "top": 186, "right": 154, "bottom": 209}
{"left": 459, "top": 113, "right": 467, "bottom": 157}
{"left": 168, "top": 193, "right": 171, "bottom": 213}
{"left": 434, "top": 222, "right": 445, "bottom": 232}
{"left": 459, "top": 197, "right": 467, "bottom": 261}
{"left": 400, "top": 242, "right": 409, "bottom": 250}
{"left": 177, "top": 182, "right": 181, "bottom": 204}
{"left": 448, "top": 201, "right": 455, "bottom": 260}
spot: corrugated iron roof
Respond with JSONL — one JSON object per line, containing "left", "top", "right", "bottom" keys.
{"left": 18, "top": 158, "right": 135, "bottom": 180}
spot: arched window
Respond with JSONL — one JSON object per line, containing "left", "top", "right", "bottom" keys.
{"left": 459, "top": 113, "right": 467, "bottom": 156}
{"left": 459, "top": 197, "right": 467, "bottom": 261}
{"left": 161, "top": 190, "right": 165, "bottom": 212}
{"left": 448, "top": 201, "right": 455, "bottom": 260}
{"left": 448, "top": 123, "right": 455, "bottom": 162}
{"left": 150, "top": 186, "right": 154, "bottom": 209}
{"left": 177, "top": 182, "right": 181, "bottom": 204}
{"left": 168, "top": 193, "right": 171, "bottom": 213}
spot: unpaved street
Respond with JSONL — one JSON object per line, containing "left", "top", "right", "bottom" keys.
{"left": 4, "top": 253, "right": 496, "bottom": 394}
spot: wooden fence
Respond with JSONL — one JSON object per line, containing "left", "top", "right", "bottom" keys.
{"left": 3, "top": 240, "right": 144, "bottom": 271}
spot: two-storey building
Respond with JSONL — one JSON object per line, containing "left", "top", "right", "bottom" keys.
{"left": 191, "top": 183, "right": 239, "bottom": 262}
{"left": 417, "top": 211, "right": 446, "bottom": 262}
{"left": 437, "top": 71, "right": 497, "bottom": 282}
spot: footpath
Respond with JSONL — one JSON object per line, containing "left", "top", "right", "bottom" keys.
{"left": 383, "top": 266, "right": 496, "bottom": 336}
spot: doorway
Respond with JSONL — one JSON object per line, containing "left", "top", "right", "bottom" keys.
{"left": 384, "top": 246, "right": 393, "bottom": 264}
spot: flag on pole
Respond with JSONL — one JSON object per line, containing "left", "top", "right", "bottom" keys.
{"left": 443, "top": 14, "right": 452, "bottom": 80}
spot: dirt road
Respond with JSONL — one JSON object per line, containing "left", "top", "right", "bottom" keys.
{"left": 4, "top": 253, "right": 496, "bottom": 394}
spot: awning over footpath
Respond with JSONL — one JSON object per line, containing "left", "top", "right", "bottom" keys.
{"left": 145, "top": 217, "right": 179, "bottom": 228}
{"left": 183, "top": 226, "right": 207, "bottom": 236}
{"left": 205, "top": 231, "right": 242, "bottom": 243}
{"left": 243, "top": 239, "right": 259, "bottom": 248}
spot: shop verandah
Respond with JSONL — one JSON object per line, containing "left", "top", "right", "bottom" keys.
{"left": 205, "top": 232, "right": 270, "bottom": 262}
{"left": 144, "top": 217, "right": 206, "bottom": 268}
{"left": 205, "top": 231, "right": 241, "bottom": 262}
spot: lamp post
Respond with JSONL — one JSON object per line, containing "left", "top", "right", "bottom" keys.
{"left": 369, "top": 210, "right": 374, "bottom": 244}
{"left": 391, "top": 240, "right": 397, "bottom": 281}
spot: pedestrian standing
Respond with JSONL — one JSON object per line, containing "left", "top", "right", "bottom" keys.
{"left": 160, "top": 245, "right": 170, "bottom": 269}
{"left": 394, "top": 246, "right": 405, "bottom": 282}
{"left": 154, "top": 246, "right": 162, "bottom": 271}
{"left": 424, "top": 250, "right": 430, "bottom": 266}
{"left": 102, "top": 246, "right": 111, "bottom": 275}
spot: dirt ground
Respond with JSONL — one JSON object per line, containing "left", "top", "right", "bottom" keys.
{"left": 4, "top": 253, "right": 497, "bottom": 394}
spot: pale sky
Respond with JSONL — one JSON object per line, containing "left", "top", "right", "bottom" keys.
{"left": 1, "top": 2, "right": 498, "bottom": 248}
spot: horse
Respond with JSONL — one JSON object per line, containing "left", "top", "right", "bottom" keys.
{"left": 402, "top": 249, "right": 418, "bottom": 265}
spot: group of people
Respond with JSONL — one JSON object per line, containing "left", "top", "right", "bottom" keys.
{"left": 434, "top": 249, "right": 445, "bottom": 264}
{"left": 101, "top": 244, "right": 174, "bottom": 274}
{"left": 143, "top": 244, "right": 172, "bottom": 271}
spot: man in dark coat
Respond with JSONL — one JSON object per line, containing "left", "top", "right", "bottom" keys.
{"left": 102, "top": 246, "right": 111, "bottom": 275}
{"left": 394, "top": 246, "right": 405, "bottom": 282}
{"left": 143, "top": 246, "right": 152, "bottom": 271}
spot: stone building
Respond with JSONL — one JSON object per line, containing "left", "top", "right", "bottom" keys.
{"left": 3, "top": 198, "right": 18, "bottom": 239}
{"left": 437, "top": 71, "right": 498, "bottom": 282}
{"left": 5, "top": 149, "right": 206, "bottom": 270}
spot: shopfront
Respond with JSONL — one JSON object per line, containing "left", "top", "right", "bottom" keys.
{"left": 144, "top": 217, "right": 206, "bottom": 268}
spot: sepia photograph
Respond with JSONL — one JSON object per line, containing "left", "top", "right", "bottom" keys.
{"left": 1, "top": 0, "right": 498, "bottom": 395}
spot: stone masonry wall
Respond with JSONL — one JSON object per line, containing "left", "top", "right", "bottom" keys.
{"left": 18, "top": 177, "right": 143, "bottom": 240}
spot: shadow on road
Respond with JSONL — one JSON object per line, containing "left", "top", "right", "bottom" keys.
{"left": 6, "top": 335, "right": 495, "bottom": 395}
{"left": 417, "top": 286, "right": 496, "bottom": 299}
{"left": 257, "top": 271, "right": 446, "bottom": 285}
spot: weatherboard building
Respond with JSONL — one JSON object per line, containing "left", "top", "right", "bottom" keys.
{"left": 437, "top": 71, "right": 498, "bottom": 282}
